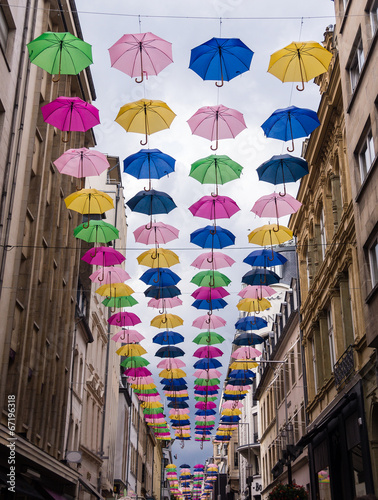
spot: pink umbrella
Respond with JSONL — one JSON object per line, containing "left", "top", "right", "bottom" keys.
{"left": 232, "top": 346, "right": 262, "bottom": 359}
{"left": 169, "top": 409, "right": 190, "bottom": 415}
{"left": 123, "top": 367, "right": 152, "bottom": 377}
{"left": 193, "top": 346, "right": 223, "bottom": 358}
{"left": 90, "top": 266, "right": 131, "bottom": 284}
{"left": 111, "top": 329, "right": 145, "bottom": 343}
{"left": 164, "top": 390, "right": 188, "bottom": 397}
{"left": 187, "top": 104, "right": 247, "bottom": 151}
{"left": 148, "top": 297, "right": 183, "bottom": 309}
{"left": 138, "top": 395, "right": 162, "bottom": 402}
{"left": 251, "top": 192, "right": 302, "bottom": 230}
{"left": 54, "top": 147, "right": 109, "bottom": 178}
{"left": 108, "top": 32, "right": 173, "bottom": 83}
{"left": 192, "top": 287, "right": 229, "bottom": 300}
{"left": 193, "top": 369, "right": 222, "bottom": 378}
{"left": 238, "top": 285, "right": 277, "bottom": 299}
{"left": 108, "top": 311, "right": 141, "bottom": 327}
{"left": 41, "top": 96, "right": 100, "bottom": 142}
{"left": 189, "top": 195, "right": 240, "bottom": 223}
{"left": 191, "top": 251, "right": 235, "bottom": 270}
{"left": 134, "top": 222, "right": 179, "bottom": 245}
{"left": 222, "top": 401, "right": 243, "bottom": 409}
{"left": 195, "top": 401, "right": 217, "bottom": 409}
{"left": 157, "top": 359, "right": 186, "bottom": 369}
{"left": 82, "top": 247, "right": 125, "bottom": 266}
{"left": 192, "top": 315, "right": 226, "bottom": 329}
{"left": 225, "top": 384, "right": 250, "bottom": 391}
{"left": 128, "top": 376, "right": 155, "bottom": 384}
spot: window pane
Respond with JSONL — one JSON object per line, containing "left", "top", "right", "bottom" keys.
{"left": 0, "top": 7, "right": 8, "bottom": 52}
{"left": 369, "top": 239, "right": 378, "bottom": 287}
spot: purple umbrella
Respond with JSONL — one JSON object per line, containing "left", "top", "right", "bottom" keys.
{"left": 189, "top": 195, "right": 240, "bottom": 223}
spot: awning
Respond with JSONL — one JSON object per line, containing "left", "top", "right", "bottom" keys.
{"left": 0, "top": 470, "right": 45, "bottom": 499}
{"left": 79, "top": 477, "right": 104, "bottom": 499}
{"left": 43, "top": 487, "right": 70, "bottom": 500}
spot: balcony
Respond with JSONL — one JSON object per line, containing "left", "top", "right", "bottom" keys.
{"left": 334, "top": 344, "right": 354, "bottom": 390}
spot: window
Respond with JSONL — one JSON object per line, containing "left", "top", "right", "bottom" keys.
{"left": 234, "top": 443, "right": 239, "bottom": 467}
{"left": 369, "top": 237, "right": 378, "bottom": 287}
{"left": 319, "top": 209, "right": 326, "bottom": 260}
{"left": 358, "top": 128, "right": 375, "bottom": 182}
{"left": 369, "top": 0, "right": 378, "bottom": 37}
{"left": 312, "top": 338, "right": 318, "bottom": 394}
{"left": 349, "top": 35, "right": 365, "bottom": 93}
{"left": 0, "top": 6, "right": 9, "bottom": 52}
{"left": 327, "top": 308, "right": 336, "bottom": 369}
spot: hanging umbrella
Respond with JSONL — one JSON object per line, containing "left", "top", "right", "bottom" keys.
{"left": 194, "top": 378, "right": 220, "bottom": 387}
{"left": 191, "top": 270, "right": 231, "bottom": 288}
{"left": 192, "top": 298, "right": 228, "bottom": 310}
{"left": 137, "top": 248, "right": 180, "bottom": 268}
{"left": 191, "top": 251, "right": 235, "bottom": 270}
{"left": 193, "top": 358, "right": 222, "bottom": 369}
{"left": 235, "top": 316, "right": 268, "bottom": 331}
{"left": 89, "top": 266, "right": 130, "bottom": 284}
{"left": 54, "top": 147, "right": 109, "bottom": 178}
{"left": 230, "top": 360, "right": 258, "bottom": 370}
{"left": 268, "top": 41, "right": 333, "bottom": 91}
{"left": 153, "top": 331, "right": 185, "bottom": 345}
{"left": 123, "top": 367, "right": 151, "bottom": 377}
{"left": 232, "top": 346, "right": 262, "bottom": 359}
{"left": 140, "top": 268, "right": 181, "bottom": 286}
{"left": 193, "top": 369, "right": 222, "bottom": 379}
{"left": 96, "top": 283, "right": 134, "bottom": 298}
{"left": 192, "top": 287, "right": 229, "bottom": 300}
{"left": 189, "top": 195, "right": 240, "bottom": 224}
{"left": 242, "top": 268, "right": 280, "bottom": 286}
{"left": 168, "top": 401, "right": 189, "bottom": 409}
{"left": 190, "top": 225, "right": 235, "bottom": 249}
{"left": 193, "top": 332, "right": 225, "bottom": 345}
{"left": 108, "top": 311, "right": 141, "bottom": 327}
{"left": 121, "top": 356, "right": 150, "bottom": 368}
{"left": 155, "top": 346, "right": 185, "bottom": 358}
{"left": 251, "top": 192, "right": 302, "bottom": 230}
{"left": 256, "top": 154, "right": 309, "bottom": 196}
{"left": 74, "top": 220, "right": 119, "bottom": 245}
{"left": 148, "top": 297, "right": 183, "bottom": 309}
{"left": 192, "top": 315, "right": 226, "bottom": 329}
{"left": 189, "top": 154, "right": 243, "bottom": 196}
{"left": 160, "top": 368, "right": 187, "bottom": 378}
{"left": 111, "top": 329, "right": 144, "bottom": 343}
{"left": 157, "top": 358, "right": 186, "bottom": 369}
{"left": 261, "top": 105, "right": 320, "bottom": 152}
{"left": 248, "top": 224, "right": 293, "bottom": 258}
{"left": 243, "top": 249, "right": 288, "bottom": 268}
{"left": 82, "top": 247, "right": 125, "bottom": 266}
{"left": 233, "top": 332, "right": 264, "bottom": 346}
{"left": 144, "top": 285, "right": 181, "bottom": 299}
{"left": 134, "top": 222, "right": 179, "bottom": 245}
{"left": 102, "top": 296, "right": 138, "bottom": 308}
{"left": 189, "top": 37, "right": 253, "bottom": 87}
{"left": 237, "top": 297, "right": 271, "bottom": 313}
{"left": 151, "top": 314, "right": 183, "bottom": 329}
{"left": 126, "top": 189, "right": 176, "bottom": 230}
{"left": 115, "top": 98, "right": 176, "bottom": 146}
{"left": 187, "top": 104, "right": 247, "bottom": 151}
{"left": 27, "top": 31, "right": 92, "bottom": 81}
{"left": 238, "top": 285, "right": 277, "bottom": 300}
{"left": 65, "top": 189, "right": 113, "bottom": 221}
{"left": 124, "top": 148, "right": 176, "bottom": 191}
{"left": 108, "top": 32, "right": 173, "bottom": 83}
{"left": 193, "top": 346, "right": 223, "bottom": 358}
{"left": 116, "top": 344, "right": 147, "bottom": 357}
{"left": 41, "top": 96, "right": 100, "bottom": 142}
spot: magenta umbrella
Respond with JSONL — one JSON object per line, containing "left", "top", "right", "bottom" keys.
{"left": 195, "top": 401, "right": 217, "bottom": 409}
{"left": 193, "top": 346, "right": 223, "bottom": 358}
{"left": 251, "top": 192, "right": 302, "bottom": 230}
{"left": 82, "top": 247, "right": 125, "bottom": 266}
{"left": 193, "top": 369, "right": 222, "bottom": 378}
{"left": 108, "top": 32, "right": 173, "bottom": 83}
{"left": 157, "top": 358, "right": 186, "bottom": 369}
{"left": 189, "top": 195, "right": 240, "bottom": 224}
{"left": 148, "top": 297, "right": 183, "bottom": 309}
{"left": 41, "top": 96, "right": 100, "bottom": 142}
{"left": 123, "top": 367, "right": 152, "bottom": 377}
{"left": 187, "top": 104, "right": 247, "bottom": 151}
{"left": 195, "top": 384, "right": 219, "bottom": 390}
{"left": 145, "top": 413, "right": 165, "bottom": 420}
{"left": 134, "top": 221, "right": 179, "bottom": 245}
{"left": 108, "top": 311, "right": 141, "bottom": 327}
{"left": 54, "top": 147, "right": 109, "bottom": 178}
{"left": 232, "top": 346, "right": 262, "bottom": 359}
{"left": 89, "top": 266, "right": 131, "bottom": 284}
{"left": 111, "top": 329, "right": 145, "bottom": 343}
{"left": 192, "top": 287, "right": 229, "bottom": 300}
{"left": 191, "top": 251, "right": 235, "bottom": 270}
{"left": 192, "top": 315, "right": 226, "bottom": 329}
{"left": 238, "top": 284, "right": 277, "bottom": 300}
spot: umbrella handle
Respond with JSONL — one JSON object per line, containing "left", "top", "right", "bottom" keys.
{"left": 159, "top": 307, "right": 164, "bottom": 314}
{"left": 62, "top": 131, "right": 70, "bottom": 143}
{"left": 145, "top": 220, "right": 153, "bottom": 230}
{"left": 279, "top": 183, "right": 287, "bottom": 197}
{"left": 210, "top": 139, "right": 218, "bottom": 151}
{"left": 296, "top": 80, "right": 305, "bottom": 92}
{"left": 151, "top": 249, "right": 158, "bottom": 259}
{"left": 287, "top": 140, "right": 295, "bottom": 153}
{"left": 211, "top": 185, "right": 219, "bottom": 197}
{"left": 135, "top": 74, "right": 144, "bottom": 83}
{"left": 140, "top": 136, "right": 148, "bottom": 146}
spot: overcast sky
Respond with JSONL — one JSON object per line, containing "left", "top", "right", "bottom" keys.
{"left": 75, "top": 0, "right": 336, "bottom": 469}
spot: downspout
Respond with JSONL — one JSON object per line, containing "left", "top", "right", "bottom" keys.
{"left": 135, "top": 405, "right": 141, "bottom": 494}
{"left": 125, "top": 396, "right": 132, "bottom": 493}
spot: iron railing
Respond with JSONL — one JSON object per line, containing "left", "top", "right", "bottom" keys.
{"left": 334, "top": 344, "right": 354, "bottom": 390}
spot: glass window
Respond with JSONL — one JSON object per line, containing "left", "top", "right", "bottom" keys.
{"left": 349, "top": 36, "right": 365, "bottom": 93}
{"left": 318, "top": 467, "right": 331, "bottom": 499}
{"left": 358, "top": 128, "right": 375, "bottom": 182}
{"left": 312, "top": 338, "right": 318, "bottom": 394}
{"left": 0, "top": 6, "right": 8, "bottom": 52}
{"left": 327, "top": 308, "right": 336, "bottom": 369}
{"left": 320, "top": 209, "right": 326, "bottom": 260}
{"left": 369, "top": 0, "right": 378, "bottom": 37}
{"left": 369, "top": 237, "right": 378, "bottom": 287}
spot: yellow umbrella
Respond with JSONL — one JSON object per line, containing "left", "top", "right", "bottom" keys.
{"left": 230, "top": 360, "right": 258, "bottom": 370}
{"left": 115, "top": 98, "right": 176, "bottom": 145}
{"left": 96, "top": 283, "right": 134, "bottom": 297}
{"left": 224, "top": 390, "right": 248, "bottom": 395}
{"left": 137, "top": 248, "right": 180, "bottom": 268}
{"left": 159, "top": 368, "right": 187, "bottom": 378}
{"left": 141, "top": 401, "right": 163, "bottom": 408}
{"left": 169, "top": 414, "right": 188, "bottom": 420}
{"left": 151, "top": 314, "right": 183, "bottom": 329}
{"left": 268, "top": 41, "right": 333, "bottom": 91}
{"left": 221, "top": 408, "right": 242, "bottom": 415}
{"left": 65, "top": 188, "right": 114, "bottom": 218}
{"left": 116, "top": 344, "right": 147, "bottom": 356}
{"left": 131, "top": 383, "right": 156, "bottom": 390}
{"left": 236, "top": 297, "right": 271, "bottom": 313}
{"left": 248, "top": 224, "right": 293, "bottom": 260}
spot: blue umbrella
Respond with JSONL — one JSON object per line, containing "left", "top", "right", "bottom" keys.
{"left": 256, "top": 153, "right": 309, "bottom": 196}
{"left": 144, "top": 285, "right": 181, "bottom": 299}
{"left": 160, "top": 377, "right": 187, "bottom": 385}
{"left": 170, "top": 419, "right": 191, "bottom": 426}
{"left": 140, "top": 267, "right": 181, "bottom": 286}
{"left": 242, "top": 268, "right": 280, "bottom": 286}
{"left": 233, "top": 332, "right": 264, "bottom": 346}
{"left": 155, "top": 346, "right": 185, "bottom": 358}
{"left": 220, "top": 415, "right": 241, "bottom": 422}
{"left": 226, "top": 377, "right": 254, "bottom": 386}
{"left": 224, "top": 394, "right": 247, "bottom": 401}
{"left": 168, "top": 401, "right": 189, "bottom": 408}
{"left": 163, "top": 384, "right": 188, "bottom": 391}
{"left": 191, "top": 298, "right": 228, "bottom": 310}
{"left": 153, "top": 331, "right": 185, "bottom": 345}
{"left": 190, "top": 225, "right": 235, "bottom": 249}
{"left": 243, "top": 249, "right": 287, "bottom": 267}
{"left": 180, "top": 463, "right": 191, "bottom": 468}
{"left": 189, "top": 37, "right": 254, "bottom": 87}
{"left": 235, "top": 316, "right": 267, "bottom": 331}
{"left": 123, "top": 148, "right": 175, "bottom": 187}
{"left": 126, "top": 189, "right": 176, "bottom": 229}
{"left": 194, "top": 389, "right": 219, "bottom": 395}
{"left": 193, "top": 358, "right": 222, "bottom": 369}
{"left": 228, "top": 369, "right": 256, "bottom": 379}
{"left": 261, "top": 105, "right": 320, "bottom": 152}
{"left": 195, "top": 409, "right": 217, "bottom": 416}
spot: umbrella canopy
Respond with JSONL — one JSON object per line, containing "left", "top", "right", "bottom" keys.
{"left": 96, "top": 283, "right": 134, "bottom": 298}
{"left": 251, "top": 192, "right": 302, "bottom": 229}
{"left": 54, "top": 148, "right": 109, "bottom": 178}
{"left": 238, "top": 284, "right": 278, "bottom": 300}
{"left": 193, "top": 358, "right": 222, "bottom": 369}
{"left": 268, "top": 41, "right": 333, "bottom": 91}
{"left": 193, "top": 369, "right": 222, "bottom": 379}
{"left": 242, "top": 268, "right": 281, "bottom": 286}
{"left": 256, "top": 153, "right": 309, "bottom": 195}
{"left": 65, "top": 188, "right": 113, "bottom": 215}
{"left": 121, "top": 356, "right": 150, "bottom": 368}
{"left": 192, "top": 332, "right": 225, "bottom": 345}
{"left": 27, "top": 31, "right": 92, "bottom": 79}
{"left": 153, "top": 331, "right": 185, "bottom": 345}
{"left": 144, "top": 285, "right": 181, "bottom": 299}
{"left": 261, "top": 105, "right": 320, "bottom": 152}
{"left": 189, "top": 195, "right": 240, "bottom": 221}
{"left": 189, "top": 154, "right": 243, "bottom": 196}
{"left": 140, "top": 268, "right": 181, "bottom": 286}
{"left": 89, "top": 266, "right": 130, "bottom": 284}
{"left": 233, "top": 332, "right": 264, "bottom": 346}
{"left": 134, "top": 222, "right": 179, "bottom": 245}
{"left": 187, "top": 104, "right": 247, "bottom": 151}
{"left": 230, "top": 360, "right": 258, "bottom": 370}
{"left": 124, "top": 149, "right": 175, "bottom": 191}
{"left": 192, "top": 315, "right": 226, "bottom": 329}
{"left": 75, "top": 220, "right": 119, "bottom": 245}
{"left": 160, "top": 368, "right": 187, "bottom": 378}
{"left": 189, "top": 37, "right": 253, "bottom": 87}
{"left": 102, "top": 296, "right": 138, "bottom": 308}
{"left": 155, "top": 346, "right": 185, "bottom": 358}
{"left": 82, "top": 246, "right": 125, "bottom": 266}
{"left": 115, "top": 98, "right": 176, "bottom": 146}
{"left": 235, "top": 316, "right": 268, "bottom": 331}
{"left": 116, "top": 344, "right": 147, "bottom": 357}
{"left": 243, "top": 249, "right": 288, "bottom": 268}
{"left": 137, "top": 248, "right": 180, "bottom": 268}
{"left": 192, "top": 298, "right": 228, "bottom": 310}
{"left": 190, "top": 225, "right": 235, "bottom": 249}
{"left": 111, "top": 329, "right": 144, "bottom": 343}
{"left": 157, "top": 358, "right": 186, "bottom": 369}
{"left": 232, "top": 346, "right": 262, "bottom": 359}
{"left": 248, "top": 224, "right": 293, "bottom": 251}
{"left": 148, "top": 297, "right": 183, "bottom": 309}
{"left": 191, "top": 270, "right": 231, "bottom": 288}
{"left": 193, "top": 346, "right": 223, "bottom": 358}
{"left": 191, "top": 251, "right": 235, "bottom": 270}
{"left": 126, "top": 189, "right": 176, "bottom": 220}
{"left": 108, "top": 311, "right": 141, "bottom": 327}
{"left": 237, "top": 297, "right": 271, "bottom": 313}
{"left": 123, "top": 367, "right": 151, "bottom": 377}
{"left": 192, "top": 287, "right": 229, "bottom": 301}
{"left": 151, "top": 314, "right": 183, "bottom": 329}
{"left": 108, "top": 32, "right": 173, "bottom": 83}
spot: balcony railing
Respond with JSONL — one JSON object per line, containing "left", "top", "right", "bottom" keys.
{"left": 334, "top": 344, "right": 354, "bottom": 390}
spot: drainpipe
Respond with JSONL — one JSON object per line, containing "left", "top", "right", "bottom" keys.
{"left": 125, "top": 394, "right": 132, "bottom": 493}
{"left": 135, "top": 405, "right": 141, "bottom": 494}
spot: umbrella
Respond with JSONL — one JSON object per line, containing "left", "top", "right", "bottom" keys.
{"left": 242, "top": 268, "right": 281, "bottom": 286}
{"left": 65, "top": 189, "right": 113, "bottom": 221}
{"left": 238, "top": 285, "right": 277, "bottom": 300}
{"left": 161, "top": 369, "right": 187, "bottom": 378}
{"left": 251, "top": 192, "right": 302, "bottom": 229}
{"left": 235, "top": 316, "right": 268, "bottom": 331}
{"left": 102, "top": 296, "right": 138, "bottom": 308}
{"left": 233, "top": 332, "right": 264, "bottom": 346}
{"left": 237, "top": 297, "right": 271, "bottom": 313}
{"left": 189, "top": 154, "right": 243, "bottom": 196}
{"left": 180, "top": 464, "right": 191, "bottom": 468}
{"left": 27, "top": 31, "right": 92, "bottom": 81}
{"left": 115, "top": 98, "right": 176, "bottom": 146}
{"left": 121, "top": 356, "right": 150, "bottom": 368}
{"left": 124, "top": 148, "right": 175, "bottom": 191}
{"left": 192, "top": 315, "right": 226, "bottom": 329}
{"left": 151, "top": 314, "right": 183, "bottom": 329}
{"left": 189, "top": 195, "right": 240, "bottom": 225}
{"left": 161, "top": 377, "right": 187, "bottom": 386}
{"left": 108, "top": 32, "right": 173, "bottom": 83}
{"left": 108, "top": 311, "right": 141, "bottom": 327}
{"left": 155, "top": 346, "right": 185, "bottom": 358}
{"left": 168, "top": 401, "right": 189, "bottom": 409}
{"left": 189, "top": 37, "right": 253, "bottom": 87}
{"left": 193, "top": 369, "right": 222, "bottom": 379}
{"left": 54, "top": 148, "right": 109, "bottom": 178}
{"left": 193, "top": 358, "right": 222, "bottom": 369}
{"left": 191, "top": 270, "right": 231, "bottom": 288}
{"left": 82, "top": 247, "right": 125, "bottom": 267}
{"left": 191, "top": 251, "right": 235, "bottom": 270}
{"left": 123, "top": 367, "right": 151, "bottom": 377}
{"left": 190, "top": 225, "right": 235, "bottom": 249}
{"left": 248, "top": 224, "right": 293, "bottom": 258}
{"left": 268, "top": 41, "right": 333, "bottom": 91}
{"left": 261, "top": 105, "right": 320, "bottom": 152}
{"left": 192, "top": 298, "right": 228, "bottom": 310}
{"left": 116, "top": 344, "right": 146, "bottom": 357}
{"left": 126, "top": 189, "right": 176, "bottom": 226}
{"left": 232, "top": 346, "right": 262, "bottom": 359}
{"left": 41, "top": 96, "right": 100, "bottom": 142}
{"left": 194, "top": 378, "right": 220, "bottom": 387}
{"left": 89, "top": 266, "right": 130, "bottom": 284}
{"left": 243, "top": 249, "right": 287, "bottom": 268}
{"left": 157, "top": 358, "right": 186, "bottom": 369}
{"left": 137, "top": 248, "right": 180, "bottom": 268}
{"left": 140, "top": 268, "right": 181, "bottom": 286}
{"left": 193, "top": 332, "right": 225, "bottom": 345}
{"left": 153, "top": 331, "right": 185, "bottom": 345}
{"left": 74, "top": 220, "right": 119, "bottom": 245}
{"left": 230, "top": 360, "right": 258, "bottom": 370}
{"left": 192, "top": 287, "right": 229, "bottom": 300}
{"left": 148, "top": 297, "right": 183, "bottom": 309}
{"left": 193, "top": 346, "right": 223, "bottom": 358}
{"left": 96, "top": 283, "right": 134, "bottom": 298}
{"left": 134, "top": 222, "right": 179, "bottom": 245}
{"left": 111, "top": 329, "right": 144, "bottom": 343}
{"left": 144, "top": 285, "right": 181, "bottom": 299}
{"left": 187, "top": 104, "right": 247, "bottom": 151}
{"left": 256, "top": 154, "right": 309, "bottom": 196}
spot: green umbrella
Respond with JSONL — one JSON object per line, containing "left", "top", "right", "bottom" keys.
{"left": 143, "top": 408, "right": 164, "bottom": 414}
{"left": 191, "top": 270, "right": 231, "bottom": 288}
{"left": 134, "top": 388, "right": 157, "bottom": 394}
{"left": 27, "top": 32, "right": 93, "bottom": 81}
{"left": 189, "top": 154, "right": 243, "bottom": 196}
{"left": 193, "top": 331, "right": 225, "bottom": 345}
{"left": 120, "top": 356, "right": 150, "bottom": 368}
{"left": 195, "top": 396, "right": 218, "bottom": 402}
{"left": 74, "top": 220, "right": 119, "bottom": 244}
{"left": 194, "top": 378, "right": 220, "bottom": 385}
{"left": 195, "top": 420, "right": 215, "bottom": 426}
{"left": 102, "top": 296, "right": 138, "bottom": 308}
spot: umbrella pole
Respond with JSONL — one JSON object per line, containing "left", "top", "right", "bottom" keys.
{"left": 296, "top": 54, "right": 305, "bottom": 92}
{"left": 140, "top": 104, "right": 148, "bottom": 145}
{"left": 268, "top": 229, "right": 275, "bottom": 262}
{"left": 279, "top": 163, "right": 287, "bottom": 197}
{"left": 83, "top": 195, "right": 91, "bottom": 229}
{"left": 273, "top": 196, "right": 280, "bottom": 232}
{"left": 210, "top": 112, "right": 219, "bottom": 151}
{"left": 211, "top": 159, "right": 219, "bottom": 197}
{"left": 135, "top": 43, "right": 144, "bottom": 83}
{"left": 215, "top": 50, "right": 224, "bottom": 88}
{"left": 52, "top": 44, "right": 62, "bottom": 82}
{"left": 145, "top": 214, "right": 153, "bottom": 230}
{"left": 287, "top": 114, "right": 295, "bottom": 152}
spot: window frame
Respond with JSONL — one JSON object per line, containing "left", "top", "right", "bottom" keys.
{"left": 327, "top": 307, "right": 336, "bottom": 369}
{"left": 358, "top": 127, "right": 375, "bottom": 182}
{"left": 348, "top": 31, "right": 365, "bottom": 94}
{"left": 368, "top": 236, "right": 378, "bottom": 287}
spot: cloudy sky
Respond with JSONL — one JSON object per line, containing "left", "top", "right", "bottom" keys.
{"left": 75, "top": 0, "right": 336, "bottom": 468}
